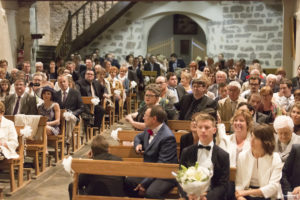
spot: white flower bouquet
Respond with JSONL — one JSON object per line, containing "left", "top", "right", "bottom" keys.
{"left": 173, "top": 162, "right": 213, "bottom": 197}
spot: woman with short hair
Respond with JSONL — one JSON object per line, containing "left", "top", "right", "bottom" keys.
{"left": 235, "top": 124, "right": 283, "bottom": 200}
{"left": 180, "top": 71, "right": 192, "bottom": 93}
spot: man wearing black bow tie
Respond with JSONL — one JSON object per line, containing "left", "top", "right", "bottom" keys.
{"left": 125, "top": 105, "right": 178, "bottom": 199}
{"left": 180, "top": 113, "right": 229, "bottom": 200}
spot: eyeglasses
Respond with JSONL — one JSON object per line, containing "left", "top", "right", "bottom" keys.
{"left": 145, "top": 94, "right": 157, "bottom": 98}
{"left": 86, "top": 73, "right": 94, "bottom": 76}
{"left": 250, "top": 83, "right": 259, "bottom": 86}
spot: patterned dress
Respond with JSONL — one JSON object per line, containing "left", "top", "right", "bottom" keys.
{"left": 38, "top": 103, "right": 60, "bottom": 135}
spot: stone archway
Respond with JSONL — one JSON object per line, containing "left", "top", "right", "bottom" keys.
{"left": 147, "top": 14, "right": 207, "bottom": 64}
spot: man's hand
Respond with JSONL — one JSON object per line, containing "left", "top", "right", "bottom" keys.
{"left": 87, "top": 150, "right": 93, "bottom": 159}
{"left": 125, "top": 114, "right": 133, "bottom": 123}
{"left": 292, "top": 186, "right": 300, "bottom": 195}
{"left": 235, "top": 190, "right": 248, "bottom": 199}
{"left": 135, "top": 144, "right": 144, "bottom": 154}
{"left": 134, "top": 184, "right": 146, "bottom": 197}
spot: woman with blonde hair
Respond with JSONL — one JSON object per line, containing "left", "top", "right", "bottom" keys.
{"left": 180, "top": 71, "right": 192, "bottom": 93}
{"left": 258, "top": 86, "right": 282, "bottom": 122}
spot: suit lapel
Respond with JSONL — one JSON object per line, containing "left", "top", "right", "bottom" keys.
{"left": 145, "top": 125, "right": 164, "bottom": 151}
{"left": 224, "top": 98, "right": 233, "bottom": 119}
{"left": 20, "top": 93, "right": 28, "bottom": 114}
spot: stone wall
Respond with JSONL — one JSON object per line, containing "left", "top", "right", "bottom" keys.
{"left": 78, "top": 1, "right": 283, "bottom": 68}
{"left": 207, "top": 1, "right": 283, "bottom": 67}
{"left": 79, "top": 11, "right": 145, "bottom": 62}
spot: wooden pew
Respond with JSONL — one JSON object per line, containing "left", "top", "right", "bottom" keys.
{"left": 0, "top": 126, "right": 25, "bottom": 192}
{"left": 5, "top": 116, "right": 48, "bottom": 176}
{"left": 167, "top": 120, "right": 191, "bottom": 132}
{"left": 81, "top": 97, "right": 95, "bottom": 143}
{"left": 71, "top": 159, "right": 178, "bottom": 200}
{"left": 48, "top": 109, "right": 66, "bottom": 163}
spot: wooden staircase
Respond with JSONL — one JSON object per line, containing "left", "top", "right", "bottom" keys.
{"left": 55, "top": 1, "right": 136, "bottom": 61}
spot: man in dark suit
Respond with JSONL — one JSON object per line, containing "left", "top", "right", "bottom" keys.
{"left": 125, "top": 105, "right": 178, "bottom": 199}
{"left": 175, "top": 78, "right": 217, "bottom": 120}
{"left": 143, "top": 55, "right": 160, "bottom": 77}
{"left": 56, "top": 75, "right": 84, "bottom": 145}
{"left": 66, "top": 61, "right": 80, "bottom": 82}
{"left": 76, "top": 69, "right": 105, "bottom": 130}
{"left": 168, "top": 53, "right": 186, "bottom": 72}
{"left": 281, "top": 144, "right": 300, "bottom": 198}
{"left": 68, "top": 135, "right": 125, "bottom": 200}
{"left": 4, "top": 78, "right": 38, "bottom": 115}
{"left": 180, "top": 113, "right": 229, "bottom": 200}
{"left": 167, "top": 72, "right": 186, "bottom": 103}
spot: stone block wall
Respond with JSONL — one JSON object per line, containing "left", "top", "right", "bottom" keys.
{"left": 79, "top": 11, "right": 145, "bottom": 62}
{"left": 207, "top": 1, "right": 283, "bottom": 67}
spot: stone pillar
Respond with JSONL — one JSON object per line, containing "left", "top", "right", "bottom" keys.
{"left": 282, "top": 0, "right": 295, "bottom": 78}
{"left": 294, "top": 10, "right": 300, "bottom": 76}
{"left": 0, "top": 1, "right": 15, "bottom": 70}
{"left": 36, "top": 1, "right": 51, "bottom": 45}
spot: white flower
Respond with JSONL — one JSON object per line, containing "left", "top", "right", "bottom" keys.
{"left": 130, "top": 81, "right": 137, "bottom": 89}
{"left": 20, "top": 125, "right": 32, "bottom": 138}
{"left": 62, "top": 156, "right": 73, "bottom": 175}
{"left": 91, "top": 97, "right": 100, "bottom": 105}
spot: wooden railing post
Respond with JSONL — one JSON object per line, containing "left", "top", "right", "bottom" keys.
{"left": 68, "top": 10, "right": 72, "bottom": 43}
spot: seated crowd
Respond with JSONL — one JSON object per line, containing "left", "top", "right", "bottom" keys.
{"left": 0, "top": 52, "right": 300, "bottom": 200}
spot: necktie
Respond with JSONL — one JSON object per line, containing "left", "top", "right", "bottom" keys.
{"left": 231, "top": 101, "right": 237, "bottom": 113}
{"left": 13, "top": 96, "right": 21, "bottom": 115}
{"left": 198, "top": 144, "right": 211, "bottom": 151}
{"left": 63, "top": 91, "right": 67, "bottom": 103}
{"left": 147, "top": 129, "right": 153, "bottom": 136}
{"left": 26, "top": 74, "right": 29, "bottom": 83}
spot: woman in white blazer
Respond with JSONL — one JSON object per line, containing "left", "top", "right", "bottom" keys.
{"left": 219, "top": 108, "right": 253, "bottom": 167}
{"left": 0, "top": 101, "right": 18, "bottom": 159}
{"left": 235, "top": 124, "right": 283, "bottom": 200}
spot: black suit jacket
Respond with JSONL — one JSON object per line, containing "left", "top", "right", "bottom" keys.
{"left": 56, "top": 88, "right": 84, "bottom": 117}
{"left": 134, "top": 123, "right": 178, "bottom": 187}
{"left": 144, "top": 62, "right": 161, "bottom": 77}
{"left": 76, "top": 79, "right": 105, "bottom": 100}
{"left": 179, "top": 132, "right": 194, "bottom": 158}
{"left": 175, "top": 94, "right": 217, "bottom": 120}
{"left": 281, "top": 144, "right": 300, "bottom": 196}
{"left": 256, "top": 111, "right": 270, "bottom": 124}
{"left": 180, "top": 144, "right": 229, "bottom": 200}
{"left": 169, "top": 59, "right": 186, "bottom": 72}
{"left": 78, "top": 152, "right": 125, "bottom": 197}
{"left": 291, "top": 76, "right": 300, "bottom": 92}
{"left": 176, "top": 84, "right": 187, "bottom": 102}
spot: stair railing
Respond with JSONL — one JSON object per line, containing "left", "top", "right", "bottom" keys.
{"left": 56, "top": 1, "right": 117, "bottom": 60}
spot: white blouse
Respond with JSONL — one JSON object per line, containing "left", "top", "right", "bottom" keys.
{"left": 0, "top": 116, "right": 18, "bottom": 159}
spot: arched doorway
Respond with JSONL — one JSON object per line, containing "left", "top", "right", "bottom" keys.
{"left": 147, "top": 14, "right": 206, "bottom": 64}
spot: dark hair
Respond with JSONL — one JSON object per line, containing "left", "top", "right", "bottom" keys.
{"left": 252, "top": 124, "right": 275, "bottom": 155}
{"left": 41, "top": 86, "right": 56, "bottom": 101}
{"left": 279, "top": 78, "right": 292, "bottom": 88}
{"left": 252, "top": 59, "right": 260, "bottom": 64}
{"left": 192, "top": 77, "right": 208, "bottom": 88}
{"left": 149, "top": 105, "right": 167, "bottom": 123}
{"left": 125, "top": 54, "right": 134, "bottom": 62}
{"left": 237, "top": 102, "right": 255, "bottom": 113}
{"left": 0, "top": 59, "right": 8, "bottom": 65}
{"left": 166, "top": 72, "right": 177, "bottom": 80}
{"left": 91, "top": 135, "right": 109, "bottom": 155}
{"left": 170, "top": 53, "right": 177, "bottom": 58}
{"left": 249, "top": 75, "right": 261, "bottom": 84}
{"left": 218, "top": 82, "right": 227, "bottom": 88}
{"left": 247, "top": 92, "right": 261, "bottom": 102}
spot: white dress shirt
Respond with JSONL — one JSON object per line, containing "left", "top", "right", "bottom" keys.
{"left": 148, "top": 123, "right": 163, "bottom": 144}
{"left": 197, "top": 140, "right": 214, "bottom": 169}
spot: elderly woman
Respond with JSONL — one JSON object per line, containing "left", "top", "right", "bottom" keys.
{"left": 235, "top": 124, "right": 283, "bottom": 200}
{"left": 38, "top": 86, "right": 60, "bottom": 136}
{"left": 219, "top": 109, "right": 253, "bottom": 167}
{"left": 0, "top": 101, "right": 18, "bottom": 160}
{"left": 273, "top": 115, "right": 300, "bottom": 162}
{"left": 257, "top": 86, "right": 281, "bottom": 122}
{"left": 180, "top": 71, "right": 192, "bottom": 93}
{"left": 125, "top": 84, "right": 175, "bottom": 130}
{"left": 117, "top": 65, "right": 130, "bottom": 96}
{"left": 290, "top": 102, "right": 300, "bottom": 135}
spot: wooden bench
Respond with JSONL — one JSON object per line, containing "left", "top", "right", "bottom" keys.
{"left": 48, "top": 109, "right": 65, "bottom": 163}
{"left": 167, "top": 120, "right": 191, "bottom": 132}
{"left": 71, "top": 159, "right": 178, "bottom": 200}
{"left": 0, "top": 126, "right": 25, "bottom": 192}
{"left": 5, "top": 116, "right": 48, "bottom": 176}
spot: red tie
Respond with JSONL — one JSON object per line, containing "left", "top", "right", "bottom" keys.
{"left": 147, "top": 129, "right": 153, "bottom": 136}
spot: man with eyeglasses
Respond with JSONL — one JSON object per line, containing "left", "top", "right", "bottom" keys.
{"left": 155, "top": 76, "right": 176, "bottom": 105}
{"left": 174, "top": 77, "right": 217, "bottom": 120}
{"left": 125, "top": 84, "right": 175, "bottom": 130}
{"left": 76, "top": 69, "right": 105, "bottom": 132}
{"left": 241, "top": 75, "right": 261, "bottom": 99}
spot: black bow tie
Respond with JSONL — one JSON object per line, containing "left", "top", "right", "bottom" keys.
{"left": 198, "top": 144, "right": 211, "bottom": 151}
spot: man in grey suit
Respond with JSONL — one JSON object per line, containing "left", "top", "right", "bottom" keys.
{"left": 125, "top": 105, "right": 178, "bottom": 199}
{"left": 167, "top": 72, "right": 186, "bottom": 103}
{"left": 4, "top": 78, "right": 38, "bottom": 115}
